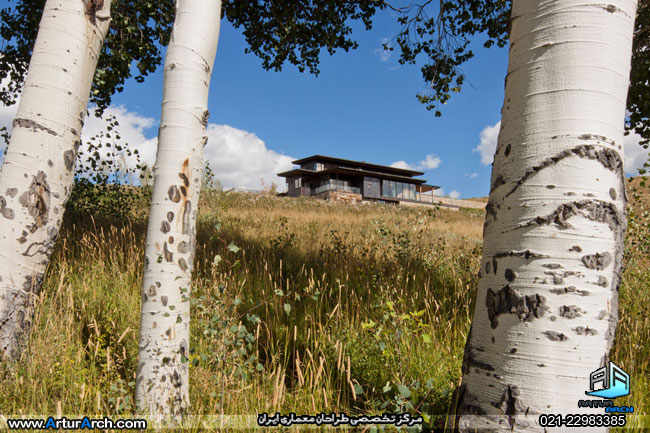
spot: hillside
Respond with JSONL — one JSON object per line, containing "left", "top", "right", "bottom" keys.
{"left": 0, "top": 187, "right": 647, "bottom": 431}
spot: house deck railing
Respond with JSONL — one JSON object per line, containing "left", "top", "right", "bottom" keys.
{"left": 312, "top": 184, "right": 361, "bottom": 195}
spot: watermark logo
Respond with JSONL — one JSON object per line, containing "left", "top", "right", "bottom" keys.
{"left": 578, "top": 361, "right": 633, "bottom": 414}
{"left": 585, "top": 361, "right": 630, "bottom": 399}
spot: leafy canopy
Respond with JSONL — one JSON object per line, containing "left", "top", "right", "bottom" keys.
{"left": 0, "top": 0, "right": 383, "bottom": 113}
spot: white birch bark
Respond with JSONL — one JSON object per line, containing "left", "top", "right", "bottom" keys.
{"left": 0, "top": 0, "right": 111, "bottom": 361}
{"left": 135, "top": 0, "right": 221, "bottom": 418}
{"left": 452, "top": 1, "right": 637, "bottom": 431}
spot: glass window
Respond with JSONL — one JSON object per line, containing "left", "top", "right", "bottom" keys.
{"left": 396, "top": 182, "right": 403, "bottom": 199}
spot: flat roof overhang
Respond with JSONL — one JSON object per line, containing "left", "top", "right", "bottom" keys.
{"left": 291, "top": 155, "right": 425, "bottom": 177}
{"left": 278, "top": 167, "right": 440, "bottom": 187}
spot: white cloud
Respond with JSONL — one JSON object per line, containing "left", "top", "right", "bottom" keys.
{"left": 390, "top": 154, "right": 442, "bottom": 171}
{"left": 623, "top": 130, "right": 648, "bottom": 176}
{"left": 474, "top": 121, "right": 500, "bottom": 166}
{"left": 434, "top": 187, "right": 444, "bottom": 197}
{"left": 449, "top": 190, "right": 461, "bottom": 199}
{"left": 0, "top": 98, "right": 295, "bottom": 191}
{"left": 389, "top": 160, "right": 411, "bottom": 170}
{"left": 466, "top": 172, "right": 479, "bottom": 179}
{"left": 203, "top": 124, "right": 294, "bottom": 191}
{"left": 373, "top": 38, "right": 392, "bottom": 63}
{"left": 419, "top": 154, "right": 442, "bottom": 169}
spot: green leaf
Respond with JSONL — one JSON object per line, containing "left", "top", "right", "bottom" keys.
{"left": 361, "top": 320, "right": 376, "bottom": 330}
{"left": 353, "top": 383, "right": 364, "bottom": 395}
{"left": 383, "top": 382, "right": 392, "bottom": 393}
{"left": 283, "top": 303, "right": 291, "bottom": 315}
{"left": 227, "top": 242, "right": 240, "bottom": 253}
{"left": 397, "top": 384, "right": 411, "bottom": 398}
{"left": 256, "top": 363, "right": 264, "bottom": 371}
{"left": 422, "top": 333, "right": 432, "bottom": 344}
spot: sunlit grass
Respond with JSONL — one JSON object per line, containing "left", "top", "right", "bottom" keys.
{"left": 0, "top": 185, "right": 647, "bottom": 432}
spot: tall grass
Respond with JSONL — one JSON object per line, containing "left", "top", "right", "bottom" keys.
{"left": 0, "top": 185, "right": 647, "bottom": 431}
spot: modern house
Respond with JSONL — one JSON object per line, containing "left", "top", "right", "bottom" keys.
{"left": 277, "top": 155, "right": 443, "bottom": 207}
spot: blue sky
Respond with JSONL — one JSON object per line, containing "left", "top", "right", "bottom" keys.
{"left": 1, "top": 6, "right": 646, "bottom": 198}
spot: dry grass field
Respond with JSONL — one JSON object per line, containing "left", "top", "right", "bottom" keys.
{"left": 0, "top": 178, "right": 647, "bottom": 431}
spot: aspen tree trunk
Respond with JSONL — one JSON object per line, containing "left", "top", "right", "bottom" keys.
{"left": 453, "top": 1, "right": 637, "bottom": 431}
{"left": 135, "top": 0, "right": 221, "bottom": 418}
{"left": 0, "top": 0, "right": 111, "bottom": 361}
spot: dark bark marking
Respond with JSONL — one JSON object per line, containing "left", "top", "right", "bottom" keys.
{"left": 179, "top": 172, "right": 189, "bottom": 188}
{"left": 515, "top": 199, "right": 623, "bottom": 231}
{"left": 147, "top": 285, "right": 157, "bottom": 297}
{"left": 463, "top": 349, "right": 495, "bottom": 373}
{"left": 168, "top": 236, "right": 174, "bottom": 244}
{"left": 22, "top": 240, "right": 46, "bottom": 257}
{"left": 168, "top": 185, "right": 181, "bottom": 203}
{"left": 6, "top": 188, "right": 17, "bottom": 198}
{"left": 201, "top": 110, "right": 210, "bottom": 126}
{"left": 12, "top": 118, "right": 58, "bottom": 136}
{"left": 594, "top": 276, "right": 608, "bottom": 287}
{"left": 63, "top": 150, "right": 75, "bottom": 171}
{"left": 177, "top": 241, "right": 190, "bottom": 254}
{"left": 609, "top": 188, "right": 617, "bottom": 200}
{"left": 47, "top": 160, "right": 54, "bottom": 167}
{"left": 510, "top": 348, "right": 517, "bottom": 354}
{"left": 578, "top": 133, "right": 616, "bottom": 145}
{"left": 181, "top": 200, "right": 191, "bottom": 235}
{"left": 574, "top": 326, "right": 598, "bottom": 336}
{"left": 163, "top": 242, "right": 173, "bottom": 262}
{"left": 494, "top": 385, "right": 526, "bottom": 418}
{"left": 485, "top": 261, "right": 491, "bottom": 274}
{"left": 494, "top": 249, "right": 548, "bottom": 260}
{"left": 504, "top": 145, "right": 623, "bottom": 199}
{"left": 560, "top": 305, "right": 584, "bottom": 319}
{"left": 83, "top": 0, "right": 104, "bottom": 23}
{"left": 544, "top": 331, "right": 568, "bottom": 341}
{"left": 597, "top": 310, "right": 607, "bottom": 320}
{"left": 550, "top": 315, "right": 557, "bottom": 321}
{"left": 152, "top": 321, "right": 157, "bottom": 328}
{"left": 486, "top": 285, "right": 548, "bottom": 328}
{"left": 161, "top": 296, "right": 168, "bottom": 307}
{"left": 549, "top": 286, "right": 590, "bottom": 296}
{"left": 161, "top": 220, "right": 170, "bottom": 234}
{"left": 167, "top": 212, "right": 174, "bottom": 223}
{"left": 2, "top": 207, "right": 14, "bottom": 219}
{"left": 490, "top": 175, "right": 505, "bottom": 192}
{"left": 504, "top": 143, "right": 511, "bottom": 157}
{"left": 23, "top": 273, "right": 44, "bottom": 294}
{"left": 19, "top": 171, "right": 50, "bottom": 233}
{"left": 156, "top": 281, "right": 161, "bottom": 287}
{"left": 178, "top": 258, "right": 188, "bottom": 271}
{"left": 605, "top": 4, "right": 617, "bottom": 13}
{"left": 180, "top": 185, "right": 187, "bottom": 197}
{"left": 504, "top": 268, "right": 517, "bottom": 282}
{"left": 569, "top": 245, "right": 582, "bottom": 252}
{"left": 581, "top": 252, "right": 611, "bottom": 270}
